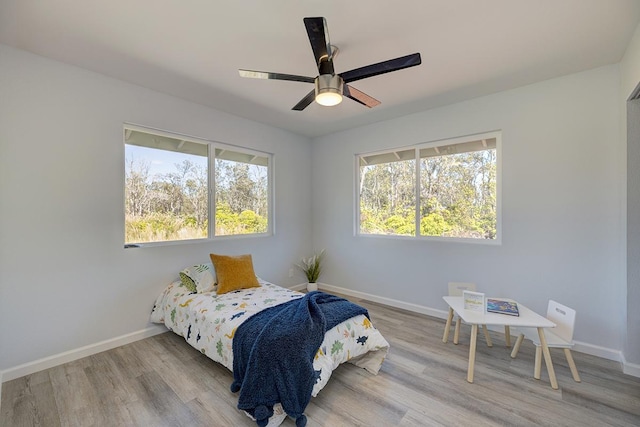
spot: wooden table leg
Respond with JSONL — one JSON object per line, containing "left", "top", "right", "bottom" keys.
{"left": 510, "top": 333, "right": 524, "bottom": 358}
{"left": 482, "top": 325, "right": 493, "bottom": 347}
{"left": 467, "top": 324, "right": 478, "bottom": 383}
{"left": 443, "top": 307, "right": 454, "bottom": 343}
{"left": 454, "top": 318, "right": 461, "bottom": 344}
{"left": 537, "top": 327, "right": 558, "bottom": 390}
{"left": 504, "top": 326, "right": 511, "bottom": 347}
{"left": 534, "top": 346, "right": 542, "bottom": 380}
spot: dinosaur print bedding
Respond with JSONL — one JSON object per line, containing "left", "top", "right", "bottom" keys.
{"left": 150, "top": 279, "right": 389, "bottom": 425}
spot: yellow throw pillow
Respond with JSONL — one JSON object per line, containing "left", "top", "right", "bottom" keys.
{"left": 210, "top": 253, "right": 260, "bottom": 295}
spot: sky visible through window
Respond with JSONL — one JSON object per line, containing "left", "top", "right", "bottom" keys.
{"left": 125, "top": 145, "right": 207, "bottom": 181}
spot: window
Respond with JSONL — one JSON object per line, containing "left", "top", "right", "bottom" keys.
{"left": 124, "top": 125, "right": 271, "bottom": 245}
{"left": 357, "top": 131, "right": 500, "bottom": 242}
{"left": 214, "top": 148, "right": 269, "bottom": 236}
{"left": 359, "top": 149, "right": 417, "bottom": 236}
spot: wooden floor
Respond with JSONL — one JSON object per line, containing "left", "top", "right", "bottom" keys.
{"left": 2, "top": 295, "right": 640, "bottom": 427}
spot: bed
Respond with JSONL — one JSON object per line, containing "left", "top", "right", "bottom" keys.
{"left": 150, "top": 271, "right": 389, "bottom": 426}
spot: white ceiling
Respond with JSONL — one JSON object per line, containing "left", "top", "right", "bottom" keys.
{"left": 2, "top": 1, "right": 639, "bottom": 138}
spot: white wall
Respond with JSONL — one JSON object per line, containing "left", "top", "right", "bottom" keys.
{"left": 311, "top": 65, "right": 625, "bottom": 354}
{"left": 620, "top": 22, "right": 640, "bottom": 370}
{"left": 0, "top": 44, "right": 313, "bottom": 373}
{"left": 621, "top": 23, "right": 640, "bottom": 99}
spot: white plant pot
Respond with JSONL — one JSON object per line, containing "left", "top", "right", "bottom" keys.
{"left": 306, "top": 282, "right": 318, "bottom": 292}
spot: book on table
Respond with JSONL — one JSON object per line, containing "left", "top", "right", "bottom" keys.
{"left": 486, "top": 298, "right": 520, "bottom": 316}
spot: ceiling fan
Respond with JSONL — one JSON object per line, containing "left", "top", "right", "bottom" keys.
{"left": 239, "top": 17, "right": 422, "bottom": 111}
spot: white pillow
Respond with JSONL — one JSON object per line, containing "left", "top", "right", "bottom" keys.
{"left": 179, "top": 262, "right": 217, "bottom": 293}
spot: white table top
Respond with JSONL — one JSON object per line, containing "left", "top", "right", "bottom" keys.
{"left": 443, "top": 296, "right": 555, "bottom": 328}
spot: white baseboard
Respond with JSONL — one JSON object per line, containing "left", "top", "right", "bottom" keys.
{"left": 318, "top": 282, "right": 639, "bottom": 377}
{"left": 482, "top": 326, "right": 624, "bottom": 363}
{"left": 623, "top": 363, "right": 640, "bottom": 377}
{"left": 0, "top": 324, "right": 167, "bottom": 383}
{"left": 573, "top": 341, "right": 623, "bottom": 363}
{"left": 290, "top": 283, "right": 307, "bottom": 292}
{"left": 621, "top": 354, "right": 640, "bottom": 377}
{"left": 319, "top": 283, "right": 449, "bottom": 320}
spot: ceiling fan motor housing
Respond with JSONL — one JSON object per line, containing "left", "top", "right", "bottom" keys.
{"left": 315, "top": 74, "right": 344, "bottom": 106}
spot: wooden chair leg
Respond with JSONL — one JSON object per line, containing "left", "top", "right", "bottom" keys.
{"left": 454, "top": 317, "right": 461, "bottom": 345}
{"left": 564, "top": 348, "right": 581, "bottom": 382}
{"left": 443, "top": 307, "right": 454, "bottom": 343}
{"left": 510, "top": 333, "right": 524, "bottom": 358}
{"left": 504, "top": 326, "right": 511, "bottom": 347}
{"left": 534, "top": 345, "right": 542, "bottom": 380}
{"left": 481, "top": 325, "right": 493, "bottom": 347}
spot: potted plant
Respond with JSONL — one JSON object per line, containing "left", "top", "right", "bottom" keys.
{"left": 297, "top": 250, "right": 325, "bottom": 292}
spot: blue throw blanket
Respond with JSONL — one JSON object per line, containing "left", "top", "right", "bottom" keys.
{"left": 230, "top": 291, "right": 369, "bottom": 427}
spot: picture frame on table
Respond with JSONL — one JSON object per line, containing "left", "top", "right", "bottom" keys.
{"left": 463, "top": 290, "right": 485, "bottom": 312}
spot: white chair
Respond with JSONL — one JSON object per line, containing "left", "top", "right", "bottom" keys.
{"left": 443, "top": 282, "right": 508, "bottom": 347}
{"left": 510, "top": 300, "right": 581, "bottom": 382}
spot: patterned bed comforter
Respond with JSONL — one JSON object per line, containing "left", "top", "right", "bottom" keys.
{"left": 150, "top": 279, "right": 389, "bottom": 423}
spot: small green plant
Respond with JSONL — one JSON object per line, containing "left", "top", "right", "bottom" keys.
{"left": 297, "top": 250, "right": 325, "bottom": 283}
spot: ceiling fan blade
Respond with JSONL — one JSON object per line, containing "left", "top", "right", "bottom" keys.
{"left": 340, "top": 53, "right": 422, "bottom": 84}
{"left": 304, "top": 17, "right": 335, "bottom": 75}
{"left": 239, "top": 69, "right": 315, "bottom": 84}
{"left": 344, "top": 85, "right": 381, "bottom": 108}
{"left": 292, "top": 89, "right": 316, "bottom": 111}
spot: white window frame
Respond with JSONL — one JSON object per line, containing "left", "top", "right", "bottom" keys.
{"left": 355, "top": 131, "right": 501, "bottom": 244}
{"left": 124, "top": 123, "right": 273, "bottom": 247}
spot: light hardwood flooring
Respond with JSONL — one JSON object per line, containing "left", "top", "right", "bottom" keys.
{"left": 2, "top": 295, "right": 640, "bottom": 426}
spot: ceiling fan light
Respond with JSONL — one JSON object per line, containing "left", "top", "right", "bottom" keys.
{"left": 315, "top": 74, "right": 343, "bottom": 106}
{"left": 316, "top": 90, "right": 343, "bottom": 107}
